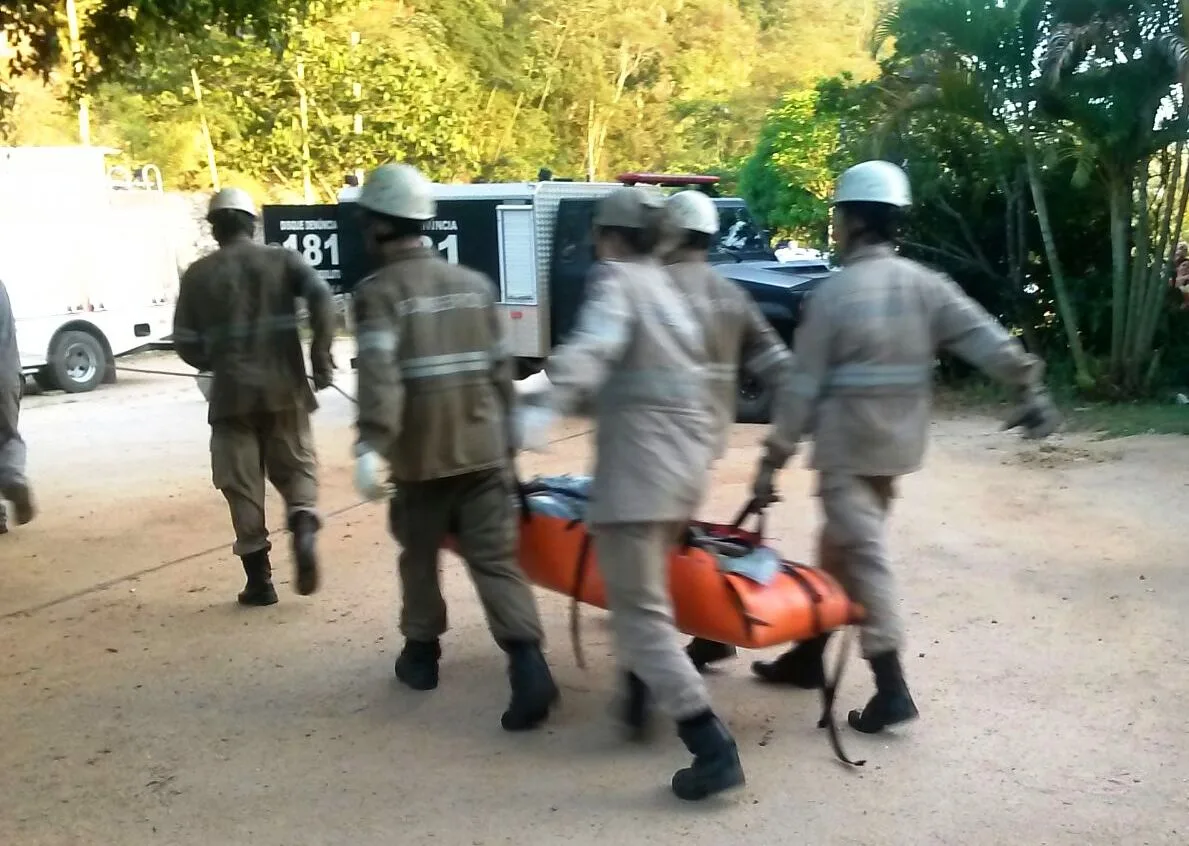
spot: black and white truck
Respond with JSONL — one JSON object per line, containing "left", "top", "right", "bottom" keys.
{"left": 262, "top": 172, "right": 831, "bottom": 422}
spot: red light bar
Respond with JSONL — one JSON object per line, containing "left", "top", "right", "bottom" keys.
{"left": 616, "top": 172, "right": 721, "bottom": 187}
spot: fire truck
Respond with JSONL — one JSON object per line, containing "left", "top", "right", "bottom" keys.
{"left": 262, "top": 172, "right": 831, "bottom": 422}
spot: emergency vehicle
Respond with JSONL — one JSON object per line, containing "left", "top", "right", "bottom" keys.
{"left": 262, "top": 172, "right": 830, "bottom": 421}
{"left": 0, "top": 146, "right": 185, "bottom": 393}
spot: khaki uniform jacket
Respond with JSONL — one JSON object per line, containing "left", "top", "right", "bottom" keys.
{"left": 173, "top": 238, "right": 335, "bottom": 425}
{"left": 764, "top": 244, "right": 1044, "bottom": 476}
{"left": 0, "top": 280, "right": 19, "bottom": 435}
{"left": 546, "top": 258, "right": 715, "bottom": 525}
{"left": 666, "top": 259, "right": 793, "bottom": 457}
{"left": 353, "top": 246, "right": 514, "bottom": 483}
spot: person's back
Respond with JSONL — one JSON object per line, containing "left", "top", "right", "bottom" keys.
{"left": 666, "top": 259, "right": 790, "bottom": 456}
{"left": 554, "top": 257, "right": 715, "bottom": 525}
{"left": 355, "top": 247, "right": 508, "bottom": 482}
{"left": 776, "top": 243, "right": 1042, "bottom": 478}
{"left": 176, "top": 240, "right": 320, "bottom": 423}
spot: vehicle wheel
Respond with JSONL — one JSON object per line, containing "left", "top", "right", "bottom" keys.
{"left": 33, "top": 367, "right": 59, "bottom": 392}
{"left": 49, "top": 330, "right": 106, "bottom": 394}
{"left": 736, "top": 365, "right": 773, "bottom": 424}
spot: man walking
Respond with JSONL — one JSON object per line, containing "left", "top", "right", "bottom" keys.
{"left": 748, "top": 160, "right": 1061, "bottom": 733}
{"left": 350, "top": 163, "right": 558, "bottom": 733}
{"left": 173, "top": 188, "right": 336, "bottom": 605}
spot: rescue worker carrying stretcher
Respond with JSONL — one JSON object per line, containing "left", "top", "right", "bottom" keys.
{"left": 173, "top": 188, "right": 336, "bottom": 606}
{"left": 350, "top": 163, "right": 558, "bottom": 733}
{"left": 740, "top": 160, "right": 1061, "bottom": 734}
{"left": 518, "top": 186, "right": 746, "bottom": 801}
{"left": 657, "top": 190, "right": 797, "bottom": 673}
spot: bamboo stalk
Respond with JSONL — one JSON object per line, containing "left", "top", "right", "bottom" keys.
{"left": 190, "top": 67, "right": 220, "bottom": 191}
{"left": 64, "top": 0, "right": 90, "bottom": 145}
{"left": 297, "top": 59, "right": 314, "bottom": 203}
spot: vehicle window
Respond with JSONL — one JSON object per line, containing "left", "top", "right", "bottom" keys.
{"left": 716, "top": 206, "right": 770, "bottom": 255}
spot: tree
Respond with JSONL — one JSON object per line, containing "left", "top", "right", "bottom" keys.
{"left": 739, "top": 86, "right": 838, "bottom": 244}
{"left": 872, "top": 0, "right": 1097, "bottom": 388}
{"left": 1042, "top": 0, "right": 1189, "bottom": 393}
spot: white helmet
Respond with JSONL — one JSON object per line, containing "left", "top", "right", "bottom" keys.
{"left": 666, "top": 190, "right": 719, "bottom": 235}
{"left": 833, "top": 160, "right": 912, "bottom": 208}
{"left": 207, "top": 187, "right": 258, "bottom": 219}
{"left": 357, "top": 163, "right": 435, "bottom": 221}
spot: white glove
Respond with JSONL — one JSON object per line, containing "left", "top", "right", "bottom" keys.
{"left": 353, "top": 446, "right": 388, "bottom": 501}
{"left": 514, "top": 405, "right": 558, "bottom": 453}
{"left": 514, "top": 370, "right": 555, "bottom": 397}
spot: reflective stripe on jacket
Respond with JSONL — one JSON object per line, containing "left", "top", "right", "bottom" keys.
{"left": 765, "top": 244, "right": 1044, "bottom": 476}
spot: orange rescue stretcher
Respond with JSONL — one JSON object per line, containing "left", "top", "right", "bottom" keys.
{"left": 450, "top": 474, "right": 870, "bottom": 766}
{"left": 511, "top": 476, "right": 862, "bottom": 650}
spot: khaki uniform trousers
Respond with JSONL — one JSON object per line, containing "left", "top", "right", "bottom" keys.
{"left": 210, "top": 409, "right": 319, "bottom": 557}
{"left": 0, "top": 387, "right": 26, "bottom": 489}
{"left": 388, "top": 467, "right": 544, "bottom": 645}
{"left": 817, "top": 473, "right": 901, "bottom": 658}
{"left": 594, "top": 521, "right": 711, "bottom": 720}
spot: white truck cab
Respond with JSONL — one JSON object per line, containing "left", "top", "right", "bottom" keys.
{"left": 0, "top": 146, "right": 185, "bottom": 393}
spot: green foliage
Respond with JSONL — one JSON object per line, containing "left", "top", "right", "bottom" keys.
{"left": 739, "top": 87, "right": 837, "bottom": 243}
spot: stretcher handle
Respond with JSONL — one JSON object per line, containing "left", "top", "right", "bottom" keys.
{"left": 509, "top": 460, "right": 532, "bottom": 522}
{"left": 729, "top": 498, "right": 767, "bottom": 538}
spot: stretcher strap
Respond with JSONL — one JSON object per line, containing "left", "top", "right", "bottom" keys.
{"left": 817, "top": 627, "right": 867, "bottom": 767}
{"left": 568, "top": 532, "right": 593, "bottom": 670}
{"left": 782, "top": 564, "right": 823, "bottom": 639}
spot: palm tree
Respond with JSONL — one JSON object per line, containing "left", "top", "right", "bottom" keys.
{"left": 1042, "top": 0, "right": 1189, "bottom": 392}
{"left": 874, "top": 0, "right": 1095, "bottom": 388}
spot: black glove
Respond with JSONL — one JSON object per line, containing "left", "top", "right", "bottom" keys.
{"left": 1003, "top": 387, "right": 1061, "bottom": 439}
{"left": 751, "top": 457, "right": 783, "bottom": 509}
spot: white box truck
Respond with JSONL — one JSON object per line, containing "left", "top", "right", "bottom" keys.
{"left": 0, "top": 146, "right": 185, "bottom": 393}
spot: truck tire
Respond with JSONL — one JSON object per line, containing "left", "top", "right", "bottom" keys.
{"left": 49, "top": 330, "right": 107, "bottom": 394}
{"left": 735, "top": 364, "right": 774, "bottom": 424}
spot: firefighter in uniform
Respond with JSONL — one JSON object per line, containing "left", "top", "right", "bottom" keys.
{"left": 657, "top": 190, "right": 797, "bottom": 673}
{"left": 173, "top": 188, "right": 336, "bottom": 606}
{"left": 748, "top": 161, "right": 1061, "bottom": 733}
{"left": 350, "top": 163, "right": 558, "bottom": 733}
{"left": 519, "top": 186, "right": 746, "bottom": 801}
{"left": 0, "top": 278, "right": 34, "bottom": 533}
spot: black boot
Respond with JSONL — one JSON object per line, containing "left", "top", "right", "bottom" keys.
{"left": 621, "top": 671, "right": 652, "bottom": 741}
{"left": 289, "top": 511, "right": 320, "bottom": 596}
{"left": 501, "top": 641, "right": 559, "bottom": 732}
{"left": 685, "top": 638, "right": 738, "bottom": 673}
{"left": 751, "top": 632, "right": 831, "bottom": 688}
{"left": 1, "top": 481, "right": 35, "bottom": 525}
{"left": 672, "top": 710, "right": 746, "bottom": 801}
{"left": 847, "top": 651, "right": 919, "bottom": 734}
{"left": 394, "top": 639, "right": 441, "bottom": 691}
{"left": 237, "top": 550, "right": 279, "bottom": 607}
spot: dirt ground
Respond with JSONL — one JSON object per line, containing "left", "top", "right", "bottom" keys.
{"left": 1, "top": 345, "right": 1186, "bottom": 846}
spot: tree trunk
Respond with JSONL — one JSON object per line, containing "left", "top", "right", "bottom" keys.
{"left": 1135, "top": 145, "right": 1189, "bottom": 376}
{"left": 1024, "top": 137, "right": 1093, "bottom": 388}
{"left": 1106, "top": 170, "right": 1130, "bottom": 380}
